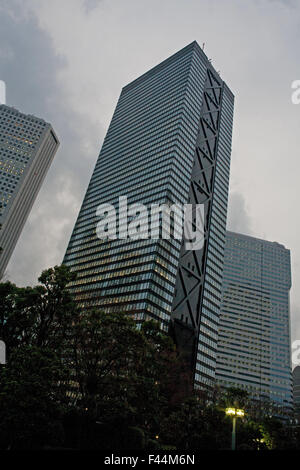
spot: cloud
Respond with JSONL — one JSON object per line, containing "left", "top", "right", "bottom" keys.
{"left": 291, "top": 304, "right": 300, "bottom": 344}
{"left": 227, "top": 191, "right": 253, "bottom": 236}
{"left": 266, "top": 0, "right": 296, "bottom": 7}
{"left": 0, "top": 0, "right": 101, "bottom": 285}
{"left": 83, "top": 0, "right": 103, "bottom": 13}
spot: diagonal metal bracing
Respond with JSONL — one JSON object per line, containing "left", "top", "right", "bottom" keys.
{"left": 170, "top": 68, "right": 224, "bottom": 371}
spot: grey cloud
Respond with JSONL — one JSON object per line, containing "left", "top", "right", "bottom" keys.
{"left": 266, "top": 0, "right": 296, "bottom": 7}
{"left": 291, "top": 304, "right": 300, "bottom": 344}
{"left": 0, "top": 2, "right": 65, "bottom": 118}
{"left": 83, "top": 0, "right": 103, "bottom": 13}
{"left": 0, "top": 0, "right": 101, "bottom": 285}
{"left": 226, "top": 191, "right": 253, "bottom": 236}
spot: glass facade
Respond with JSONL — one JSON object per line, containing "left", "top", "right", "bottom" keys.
{"left": 0, "top": 104, "right": 59, "bottom": 276}
{"left": 63, "top": 42, "right": 234, "bottom": 387}
{"left": 216, "top": 231, "right": 293, "bottom": 410}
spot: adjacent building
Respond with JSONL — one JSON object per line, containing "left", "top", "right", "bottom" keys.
{"left": 0, "top": 104, "right": 59, "bottom": 277}
{"left": 63, "top": 41, "right": 234, "bottom": 389}
{"left": 216, "top": 231, "right": 293, "bottom": 410}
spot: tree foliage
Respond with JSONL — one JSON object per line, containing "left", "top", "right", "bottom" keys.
{"left": 0, "top": 265, "right": 76, "bottom": 449}
{"left": 0, "top": 265, "right": 298, "bottom": 450}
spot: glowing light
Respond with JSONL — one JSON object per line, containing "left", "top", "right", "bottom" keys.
{"left": 225, "top": 407, "right": 245, "bottom": 418}
{"left": 225, "top": 407, "right": 236, "bottom": 415}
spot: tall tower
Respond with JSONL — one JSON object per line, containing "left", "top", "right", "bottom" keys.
{"left": 63, "top": 42, "right": 234, "bottom": 388}
{"left": 216, "top": 231, "right": 293, "bottom": 411}
{"left": 0, "top": 105, "right": 59, "bottom": 277}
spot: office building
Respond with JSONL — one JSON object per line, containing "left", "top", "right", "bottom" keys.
{"left": 0, "top": 104, "right": 59, "bottom": 276}
{"left": 216, "top": 231, "right": 292, "bottom": 410}
{"left": 63, "top": 41, "right": 234, "bottom": 389}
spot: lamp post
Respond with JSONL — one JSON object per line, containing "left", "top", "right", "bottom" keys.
{"left": 225, "top": 407, "right": 245, "bottom": 450}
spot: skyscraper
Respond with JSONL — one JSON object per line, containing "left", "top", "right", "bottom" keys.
{"left": 63, "top": 41, "right": 234, "bottom": 388}
{"left": 0, "top": 104, "right": 59, "bottom": 277}
{"left": 216, "top": 231, "right": 292, "bottom": 410}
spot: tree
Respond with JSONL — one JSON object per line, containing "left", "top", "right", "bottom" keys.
{"left": 1, "top": 265, "right": 297, "bottom": 451}
{"left": 0, "top": 265, "right": 78, "bottom": 449}
{"left": 0, "top": 265, "right": 77, "bottom": 356}
{"left": 160, "top": 395, "right": 231, "bottom": 450}
{"left": 0, "top": 346, "right": 68, "bottom": 449}
{"left": 259, "top": 417, "right": 297, "bottom": 450}
{"left": 67, "top": 311, "right": 191, "bottom": 449}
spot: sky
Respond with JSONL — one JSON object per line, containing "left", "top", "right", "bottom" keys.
{"left": 0, "top": 0, "right": 300, "bottom": 345}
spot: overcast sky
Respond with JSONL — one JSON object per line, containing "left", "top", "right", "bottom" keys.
{"left": 1, "top": 0, "right": 300, "bottom": 344}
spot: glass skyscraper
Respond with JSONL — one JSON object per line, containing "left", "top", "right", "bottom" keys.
{"left": 216, "top": 231, "right": 292, "bottom": 410}
{"left": 63, "top": 41, "right": 234, "bottom": 388}
{"left": 0, "top": 104, "right": 59, "bottom": 277}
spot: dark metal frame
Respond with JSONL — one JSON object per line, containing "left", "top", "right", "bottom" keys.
{"left": 170, "top": 68, "right": 224, "bottom": 376}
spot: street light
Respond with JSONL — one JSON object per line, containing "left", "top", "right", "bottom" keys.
{"left": 225, "top": 407, "right": 245, "bottom": 450}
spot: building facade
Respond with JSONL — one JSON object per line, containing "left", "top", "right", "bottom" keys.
{"left": 0, "top": 104, "right": 59, "bottom": 277}
{"left": 63, "top": 41, "right": 234, "bottom": 388}
{"left": 216, "top": 231, "right": 293, "bottom": 410}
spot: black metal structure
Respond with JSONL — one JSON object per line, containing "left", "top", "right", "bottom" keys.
{"left": 170, "top": 68, "right": 224, "bottom": 376}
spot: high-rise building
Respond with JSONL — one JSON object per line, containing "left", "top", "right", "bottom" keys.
{"left": 0, "top": 104, "right": 59, "bottom": 277}
{"left": 216, "top": 231, "right": 293, "bottom": 410}
{"left": 63, "top": 41, "right": 234, "bottom": 388}
{"left": 293, "top": 366, "right": 300, "bottom": 421}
